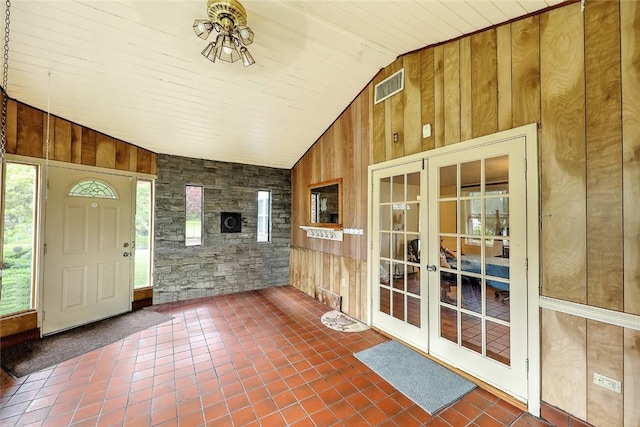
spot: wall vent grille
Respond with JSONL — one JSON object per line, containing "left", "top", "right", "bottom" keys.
{"left": 374, "top": 68, "right": 404, "bottom": 104}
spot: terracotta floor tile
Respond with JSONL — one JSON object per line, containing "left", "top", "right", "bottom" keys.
{"left": 0, "top": 287, "right": 528, "bottom": 427}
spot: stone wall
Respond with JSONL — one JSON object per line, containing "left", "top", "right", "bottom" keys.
{"left": 153, "top": 154, "right": 291, "bottom": 303}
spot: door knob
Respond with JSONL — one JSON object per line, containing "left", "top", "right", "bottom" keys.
{"left": 427, "top": 264, "right": 437, "bottom": 272}
{"left": 123, "top": 252, "right": 131, "bottom": 257}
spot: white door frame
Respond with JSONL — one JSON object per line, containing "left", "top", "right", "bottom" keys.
{"left": 366, "top": 124, "right": 540, "bottom": 416}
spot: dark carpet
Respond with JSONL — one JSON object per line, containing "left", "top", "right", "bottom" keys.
{"left": 1, "top": 310, "right": 173, "bottom": 378}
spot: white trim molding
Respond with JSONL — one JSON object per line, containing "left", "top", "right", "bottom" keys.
{"left": 540, "top": 296, "right": 640, "bottom": 331}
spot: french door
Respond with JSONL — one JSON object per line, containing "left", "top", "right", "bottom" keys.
{"left": 370, "top": 131, "right": 533, "bottom": 404}
{"left": 427, "top": 137, "right": 528, "bottom": 401}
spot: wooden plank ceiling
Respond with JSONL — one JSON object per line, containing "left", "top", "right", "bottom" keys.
{"left": 4, "top": 0, "right": 564, "bottom": 169}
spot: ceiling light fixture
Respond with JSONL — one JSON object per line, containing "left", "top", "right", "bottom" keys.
{"left": 193, "top": 0, "right": 255, "bottom": 67}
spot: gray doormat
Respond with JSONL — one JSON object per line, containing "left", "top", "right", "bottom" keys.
{"left": 354, "top": 340, "right": 476, "bottom": 414}
{"left": 1, "top": 309, "right": 173, "bottom": 378}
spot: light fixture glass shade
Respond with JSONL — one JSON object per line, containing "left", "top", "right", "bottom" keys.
{"left": 193, "top": 19, "right": 214, "bottom": 40}
{"left": 237, "top": 26, "right": 254, "bottom": 46}
{"left": 201, "top": 41, "right": 218, "bottom": 62}
{"left": 215, "top": 33, "right": 240, "bottom": 63}
{"left": 239, "top": 47, "right": 255, "bottom": 67}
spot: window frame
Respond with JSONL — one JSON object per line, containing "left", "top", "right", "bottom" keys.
{"left": 257, "top": 189, "right": 271, "bottom": 243}
{"left": 185, "top": 184, "right": 204, "bottom": 247}
{"left": 1, "top": 160, "right": 40, "bottom": 317}
{"left": 134, "top": 179, "right": 154, "bottom": 289}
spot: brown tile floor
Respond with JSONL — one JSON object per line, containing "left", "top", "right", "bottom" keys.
{"left": 0, "top": 286, "right": 553, "bottom": 426}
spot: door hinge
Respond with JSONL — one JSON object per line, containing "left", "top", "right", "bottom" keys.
{"left": 42, "top": 311, "right": 45, "bottom": 321}
{"left": 44, "top": 244, "right": 47, "bottom": 255}
{"left": 526, "top": 358, "right": 529, "bottom": 372}
{"left": 525, "top": 257, "right": 528, "bottom": 272}
{"left": 524, "top": 158, "right": 527, "bottom": 173}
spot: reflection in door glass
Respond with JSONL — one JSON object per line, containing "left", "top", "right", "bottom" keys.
{"left": 461, "top": 313, "right": 482, "bottom": 355}
{"left": 392, "top": 291, "right": 405, "bottom": 320}
{"left": 380, "top": 177, "right": 391, "bottom": 203}
{"left": 460, "top": 160, "right": 481, "bottom": 197}
{"left": 440, "top": 306, "right": 458, "bottom": 343}
{"left": 392, "top": 175, "right": 405, "bottom": 202}
{"left": 486, "top": 321, "right": 510, "bottom": 365}
{"left": 439, "top": 165, "right": 457, "bottom": 198}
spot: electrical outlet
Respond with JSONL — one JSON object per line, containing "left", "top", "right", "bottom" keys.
{"left": 593, "top": 372, "right": 622, "bottom": 393}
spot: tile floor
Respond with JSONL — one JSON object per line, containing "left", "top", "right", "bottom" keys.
{"left": 0, "top": 286, "right": 554, "bottom": 426}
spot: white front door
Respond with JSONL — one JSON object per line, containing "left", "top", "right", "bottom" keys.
{"left": 43, "top": 166, "right": 133, "bottom": 335}
{"left": 371, "top": 162, "right": 427, "bottom": 349}
{"left": 427, "top": 137, "right": 528, "bottom": 401}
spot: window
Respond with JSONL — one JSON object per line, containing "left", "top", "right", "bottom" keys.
{"left": 1, "top": 162, "right": 38, "bottom": 316}
{"left": 257, "top": 190, "right": 271, "bottom": 242}
{"left": 185, "top": 185, "right": 203, "bottom": 246}
{"left": 69, "top": 180, "right": 117, "bottom": 198}
{"left": 134, "top": 180, "right": 153, "bottom": 288}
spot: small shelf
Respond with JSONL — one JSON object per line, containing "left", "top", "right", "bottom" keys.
{"left": 300, "top": 225, "right": 343, "bottom": 241}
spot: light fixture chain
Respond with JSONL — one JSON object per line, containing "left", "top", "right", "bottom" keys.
{"left": 1, "top": 0, "right": 11, "bottom": 162}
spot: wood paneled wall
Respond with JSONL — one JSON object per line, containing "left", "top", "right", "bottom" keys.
{"left": 0, "top": 98, "right": 158, "bottom": 339}
{"left": 4, "top": 99, "right": 157, "bottom": 175}
{"left": 290, "top": 1, "right": 640, "bottom": 424}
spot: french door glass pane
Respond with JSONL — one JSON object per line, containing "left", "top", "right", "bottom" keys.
{"left": 438, "top": 155, "right": 512, "bottom": 366}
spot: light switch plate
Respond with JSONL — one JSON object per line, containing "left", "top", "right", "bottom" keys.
{"left": 422, "top": 124, "right": 432, "bottom": 138}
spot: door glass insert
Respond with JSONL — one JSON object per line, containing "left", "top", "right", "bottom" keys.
{"left": 134, "top": 179, "right": 153, "bottom": 289}
{"left": 69, "top": 180, "right": 117, "bottom": 199}
{"left": 438, "top": 155, "right": 512, "bottom": 366}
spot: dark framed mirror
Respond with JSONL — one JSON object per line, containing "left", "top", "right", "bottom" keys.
{"left": 308, "top": 178, "right": 342, "bottom": 227}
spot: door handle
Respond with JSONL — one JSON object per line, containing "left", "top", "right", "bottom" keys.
{"left": 123, "top": 252, "right": 131, "bottom": 257}
{"left": 427, "top": 264, "right": 437, "bottom": 272}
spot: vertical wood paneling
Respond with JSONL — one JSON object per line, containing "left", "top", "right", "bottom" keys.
{"left": 512, "top": 16, "right": 540, "bottom": 128}
{"left": 70, "top": 124, "right": 82, "bottom": 164}
{"left": 372, "top": 70, "right": 386, "bottom": 164}
{"left": 96, "top": 135, "right": 116, "bottom": 169}
{"left": 496, "top": 24, "right": 512, "bottom": 132}
{"left": 128, "top": 144, "right": 138, "bottom": 172}
{"left": 288, "top": 247, "right": 367, "bottom": 321}
{"left": 115, "top": 140, "right": 130, "bottom": 171}
{"left": 443, "top": 41, "right": 461, "bottom": 145}
{"left": 540, "top": 4, "right": 586, "bottom": 303}
{"left": 53, "top": 117, "right": 72, "bottom": 162}
{"left": 624, "top": 328, "right": 640, "bottom": 425}
{"left": 585, "top": 0, "right": 623, "bottom": 311}
{"left": 359, "top": 86, "right": 370, "bottom": 259}
{"left": 434, "top": 45, "right": 445, "bottom": 148}
{"left": 420, "top": 49, "right": 435, "bottom": 151}
{"left": 81, "top": 128, "right": 97, "bottom": 166}
{"left": 622, "top": 0, "right": 640, "bottom": 315}
{"left": 6, "top": 100, "right": 17, "bottom": 154}
{"left": 403, "top": 52, "right": 422, "bottom": 156}
{"left": 541, "top": 309, "right": 587, "bottom": 420}
{"left": 16, "top": 104, "right": 44, "bottom": 158}
{"left": 471, "top": 29, "right": 498, "bottom": 138}
{"left": 137, "top": 149, "right": 152, "bottom": 174}
{"left": 586, "top": 321, "right": 623, "bottom": 426}
{"left": 390, "top": 59, "right": 404, "bottom": 160}
{"left": 460, "top": 37, "right": 473, "bottom": 141}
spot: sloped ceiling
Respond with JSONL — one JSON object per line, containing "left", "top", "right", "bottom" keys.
{"left": 5, "top": 0, "right": 564, "bottom": 169}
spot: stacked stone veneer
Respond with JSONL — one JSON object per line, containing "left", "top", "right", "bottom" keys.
{"left": 153, "top": 154, "right": 291, "bottom": 303}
